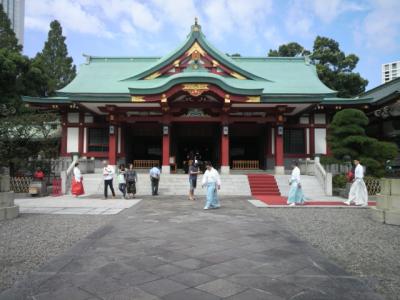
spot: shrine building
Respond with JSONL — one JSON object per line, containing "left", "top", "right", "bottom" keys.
{"left": 23, "top": 20, "right": 397, "bottom": 174}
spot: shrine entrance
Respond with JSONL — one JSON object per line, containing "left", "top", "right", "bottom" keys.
{"left": 171, "top": 123, "right": 220, "bottom": 172}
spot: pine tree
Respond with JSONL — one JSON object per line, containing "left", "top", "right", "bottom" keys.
{"left": 34, "top": 20, "right": 76, "bottom": 96}
{"left": 328, "top": 109, "right": 398, "bottom": 177}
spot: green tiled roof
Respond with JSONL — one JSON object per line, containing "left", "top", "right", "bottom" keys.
{"left": 32, "top": 22, "right": 338, "bottom": 103}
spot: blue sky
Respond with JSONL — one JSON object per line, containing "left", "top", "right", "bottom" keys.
{"left": 24, "top": 0, "right": 400, "bottom": 90}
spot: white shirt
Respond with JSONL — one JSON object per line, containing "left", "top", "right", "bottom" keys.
{"left": 202, "top": 168, "right": 221, "bottom": 186}
{"left": 103, "top": 165, "right": 114, "bottom": 180}
{"left": 290, "top": 166, "right": 301, "bottom": 183}
{"left": 149, "top": 167, "right": 160, "bottom": 178}
{"left": 73, "top": 167, "right": 82, "bottom": 182}
{"left": 354, "top": 164, "right": 364, "bottom": 179}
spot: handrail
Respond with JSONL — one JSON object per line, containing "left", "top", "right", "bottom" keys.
{"left": 314, "top": 157, "right": 332, "bottom": 196}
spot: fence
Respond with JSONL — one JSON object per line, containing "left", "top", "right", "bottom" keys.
{"left": 133, "top": 160, "right": 160, "bottom": 169}
{"left": 232, "top": 160, "right": 259, "bottom": 169}
{"left": 10, "top": 177, "right": 32, "bottom": 193}
{"left": 365, "top": 177, "right": 381, "bottom": 195}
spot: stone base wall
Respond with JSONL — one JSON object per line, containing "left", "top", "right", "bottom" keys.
{"left": 0, "top": 169, "right": 19, "bottom": 221}
{"left": 372, "top": 178, "right": 400, "bottom": 226}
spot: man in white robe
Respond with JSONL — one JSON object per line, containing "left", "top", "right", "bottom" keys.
{"left": 345, "top": 159, "right": 368, "bottom": 207}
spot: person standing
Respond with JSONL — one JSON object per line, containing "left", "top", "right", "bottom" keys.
{"left": 126, "top": 163, "right": 138, "bottom": 199}
{"left": 188, "top": 160, "right": 200, "bottom": 201}
{"left": 201, "top": 161, "right": 221, "bottom": 210}
{"left": 71, "top": 162, "right": 84, "bottom": 197}
{"left": 345, "top": 159, "right": 368, "bottom": 206}
{"left": 103, "top": 160, "right": 116, "bottom": 199}
{"left": 149, "top": 165, "right": 160, "bottom": 196}
{"left": 287, "top": 161, "right": 305, "bottom": 206}
{"left": 117, "top": 164, "right": 127, "bottom": 199}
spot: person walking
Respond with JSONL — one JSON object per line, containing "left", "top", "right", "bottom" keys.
{"left": 71, "top": 162, "right": 84, "bottom": 197}
{"left": 188, "top": 160, "right": 200, "bottom": 201}
{"left": 345, "top": 159, "right": 368, "bottom": 206}
{"left": 117, "top": 164, "right": 127, "bottom": 199}
{"left": 126, "top": 163, "right": 138, "bottom": 199}
{"left": 149, "top": 165, "right": 160, "bottom": 196}
{"left": 103, "top": 160, "right": 116, "bottom": 199}
{"left": 287, "top": 161, "right": 305, "bottom": 206}
{"left": 201, "top": 161, "right": 221, "bottom": 210}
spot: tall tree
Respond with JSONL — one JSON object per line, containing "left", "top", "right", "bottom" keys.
{"left": 328, "top": 109, "right": 397, "bottom": 177}
{"left": 34, "top": 20, "right": 76, "bottom": 96}
{"left": 268, "top": 37, "right": 368, "bottom": 98}
{"left": 268, "top": 42, "right": 310, "bottom": 57}
{"left": 312, "top": 36, "right": 368, "bottom": 98}
{"left": 0, "top": 3, "right": 26, "bottom": 111}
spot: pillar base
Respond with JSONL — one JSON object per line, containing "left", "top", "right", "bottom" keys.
{"left": 274, "top": 166, "right": 285, "bottom": 175}
{"left": 161, "top": 165, "right": 170, "bottom": 174}
{"left": 220, "top": 166, "right": 230, "bottom": 175}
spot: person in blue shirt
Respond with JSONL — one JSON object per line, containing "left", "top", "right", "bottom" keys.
{"left": 149, "top": 165, "right": 160, "bottom": 196}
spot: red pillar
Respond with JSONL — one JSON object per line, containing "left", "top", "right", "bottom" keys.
{"left": 220, "top": 125, "right": 229, "bottom": 174}
{"left": 108, "top": 125, "right": 117, "bottom": 165}
{"left": 162, "top": 125, "right": 170, "bottom": 173}
{"left": 60, "top": 114, "right": 67, "bottom": 156}
{"left": 275, "top": 126, "right": 284, "bottom": 174}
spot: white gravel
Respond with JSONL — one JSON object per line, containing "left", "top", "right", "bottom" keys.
{"left": 0, "top": 213, "right": 112, "bottom": 292}
{"left": 264, "top": 208, "right": 400, "bottom": 300}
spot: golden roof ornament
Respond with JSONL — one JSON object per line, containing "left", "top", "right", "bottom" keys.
{"left": 191, "top": 17, "right": 201, "bottom": 32}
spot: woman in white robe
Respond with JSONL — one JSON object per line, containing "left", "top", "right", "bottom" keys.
{"left": 345, "top": 159, "right": 368, "bottom": 206}
{"left": 287, "top": 161, "right": 305, "bottom": 206}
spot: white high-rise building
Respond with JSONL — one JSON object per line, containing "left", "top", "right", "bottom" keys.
{"left": 382, "top": 61, "right": 400, "bottom": 83}
{"left": 0, "top": 0, "right": 25, "bottom": 46}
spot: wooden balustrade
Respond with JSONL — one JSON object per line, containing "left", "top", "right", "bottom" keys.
{"left": 232, "top": 160, "right": 259, "bottom": 169}
{"left": 133, "top": 160, "right": 160, "bottom": 169}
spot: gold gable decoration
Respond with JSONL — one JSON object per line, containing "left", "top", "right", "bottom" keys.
{"left": 230, "top": 71, "right": 246, "bottom": 80}
{"left": 186, "top": 42, "right": 206, "bottom": 56}
{"left": 245, "top": 96, "right": 261, "bottom": 103}
{"left": 131, "top": 96, "right": 146, "bottom": 102}
{"left": 182, "top": 84, "right": 209, "bottom": 97}
{"left": 144, "top": 71, "right": 161, "bottom": 80}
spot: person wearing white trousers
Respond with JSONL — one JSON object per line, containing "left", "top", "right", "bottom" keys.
{"left": 345, "top": 159, "right": 368, "bottom": 207}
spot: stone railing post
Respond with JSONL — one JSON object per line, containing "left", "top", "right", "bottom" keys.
{"left": 0, "top": 167, "right": 19, "bottom": 220}
{"left": 373, "top": 178, "right": 400, "bottom": 226}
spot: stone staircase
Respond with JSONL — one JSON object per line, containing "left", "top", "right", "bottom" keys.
{"left": 80, "top": 172, "right": 251, "bottom": 197}
{"left": 247, "top": 174, "right": 281, "bottom": 196}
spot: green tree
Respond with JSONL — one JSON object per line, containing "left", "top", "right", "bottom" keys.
{"left": 268, "top": 42, "right": 310, "bottom": 57}
{"left": 268, "top": 37, "right": 368, "bottom": 98}
{"left": 328, "top": 109, "right": 398, "bottom": 177}
{"left": 34, "top": 20, "right": 76, "bottom": 96}
{"left": 0, "top": 4, "right": 21, "bottom": 52}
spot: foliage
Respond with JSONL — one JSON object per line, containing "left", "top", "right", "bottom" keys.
{"left": 268, "top": 42, "right": 310, "bottom": 57}
{"left": 333, "top": 174, "right": 347, "bottom": 189}
{"left": 268, "top": 37, "right": 368, "bottom": 98}
{"left": 33, "top": 20, "right": 76, "bottom": 96}
{"left": 319, "top": 155, "right": 340, "bottom": 165}
{"left": 0, "top": 4, "right": 21, "bottom": 52}
{"left": 0, "top": 112, "right": 59, "bottom": 169}
{"left": 328, "top": 109, "right": 398, "bottom": 177}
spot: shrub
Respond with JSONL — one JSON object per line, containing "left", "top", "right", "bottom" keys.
{"left": 333, "top": 174, "right": 347, "bottom": 189}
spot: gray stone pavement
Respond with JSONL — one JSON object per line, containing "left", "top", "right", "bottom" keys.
{"left": 0, "top": 196, "right": 383, "bottom": 300}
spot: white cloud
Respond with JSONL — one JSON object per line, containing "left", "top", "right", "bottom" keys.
{"left": 26, "top": 0, "right": 113, "bottom": 38}
{"left": 310, "top": 0, "right": 366, "bottom": 23}
{"left": 263, "top": 26, "right": 286, "bottom": 49}
{"left": 129, "top": 1, "right": 162, "bottom": 33}
{"left": 357, "top": 0, "right": 400, "bottom": 52}
{"left": 285, "top": 0, "right": 313, "bottom": 38}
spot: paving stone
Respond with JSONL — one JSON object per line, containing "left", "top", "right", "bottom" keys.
{"left": 116, "top": 270, "right": 161, "bottom": 287}
{"left": 148, "top": 263, "right": 185, "bottom": 277}
{"left": 172, "top": 258, "right": 210, "bottom": 270}
{"left": 137, "top": 278, "right": 188, "bottom": 297}
{"left": 32, "top": 286, "right": 92, "bottom": 300}
{"left": 169, "top": 271, "right": 217, "bottom": 287}
{"left": 103, "top": 287, "right": 159, "bottom": 300}
{"left": 196, "top": 278, "right": 247, "bottom": 298}
{"left": 226, "top": 288, "right": 285, "bottom": 300}
{"left": 163, "top": 287, "right": 220, "bottom": 300}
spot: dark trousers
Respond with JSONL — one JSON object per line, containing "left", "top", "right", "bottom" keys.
{"left": 104, "top": 179, "right": 115, "bottom": 198}
{"left": 151, "top": 178, "right": 159, "bottom": 195}
{"left": 118, "top": 183, "right": 126, "bottom": 197}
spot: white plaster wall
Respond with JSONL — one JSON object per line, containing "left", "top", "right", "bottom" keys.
{"left": 315, "top": 128, "right": 327, "bottom": 154}
{"left": 67, "top": 113, "right": 79, "bottom": 123}
{"left": 314, "top": 113, "right": 326, "bottom": 124}
{"left": 306, "top": 128, "right": 310, "bottom": 154}
{"left": 83, "top": 128, "right": 87, "bottom": 153}
{"left": 118, "top": 127, "right": 121, "bottom": 154}
{"left": 84, "top": 114, "right": 93, "bottom": 123}
{"left": 67, "top": 127, "right": 79, "bottom": 153}
{"left": 299, "top": 115, "right": 309, "bottom": 124}
{"left": 271, "top": 128, "right": 275, "bottom": 155}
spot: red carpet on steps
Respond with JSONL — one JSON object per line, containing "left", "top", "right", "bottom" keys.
{"left": 255, "top": 195, "right": 376, "bottom": 207}
{"left": 247, "top": 174, "right": 376, "bottom": 207}
{"left": 247, "top": 174, "right": 281, "bottom": 196}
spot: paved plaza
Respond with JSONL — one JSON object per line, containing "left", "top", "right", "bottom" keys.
{"left": 1, "top": 196, "right": 383, "bottom": 300}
